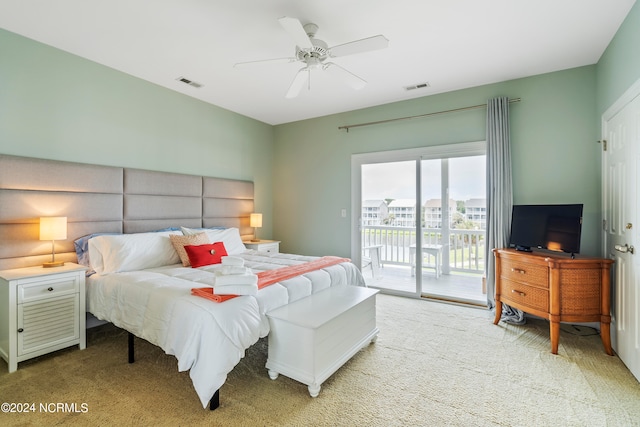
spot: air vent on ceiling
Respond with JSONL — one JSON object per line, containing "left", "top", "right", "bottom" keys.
{"left": 404, "top": 82, "right": 430, "bottom": 91}
{"left": 176, "top": 76, "right": 203, "bottom": 88}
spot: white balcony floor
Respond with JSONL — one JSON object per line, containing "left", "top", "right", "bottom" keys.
{"left": 362, "top": 264, "right": 486, "bottom": 306}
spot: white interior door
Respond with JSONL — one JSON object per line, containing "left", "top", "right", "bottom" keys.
{"left": 603, "top": 84, "right": 640, "bottom": 382}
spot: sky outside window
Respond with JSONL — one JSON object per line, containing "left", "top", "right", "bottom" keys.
{"left": 362, "top": 156, "right": 485, "bottom": 201}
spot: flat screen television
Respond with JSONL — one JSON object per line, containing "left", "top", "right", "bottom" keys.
{"left": 508, "top": 204, "right": 583, "bottom": 255}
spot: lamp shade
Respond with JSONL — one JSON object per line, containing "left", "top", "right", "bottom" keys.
{"left": 250, "top": 213, "right": 263, "bottom": 228}
{"left": 40, "top": 217, "right": 67, "bottom": 241}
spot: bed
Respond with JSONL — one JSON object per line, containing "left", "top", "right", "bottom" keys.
{"left": 0, "top": 154, "right": 365, "bottom": 409}
{"left": 83, "top": 226, "right": 364, "bottom": 408}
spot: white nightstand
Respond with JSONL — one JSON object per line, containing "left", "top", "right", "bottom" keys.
{"left": 243, "top": 240, "right": 280, "bottom": 253}
{"left": 0, "top": 263, "right": 87, "bottom": 372}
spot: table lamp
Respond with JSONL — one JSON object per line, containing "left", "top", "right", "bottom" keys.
{"left": 250, "top": 213, "right": 262, "bottom": 242}
{"left": 40, "top": 216, "right": 67, "bottom": 268}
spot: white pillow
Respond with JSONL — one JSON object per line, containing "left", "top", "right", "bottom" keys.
{"left": 181, "top": 226, "right": 247, "bottom": 255}
{"left": 88, "top": 230, "right": 181, "bottom": 275}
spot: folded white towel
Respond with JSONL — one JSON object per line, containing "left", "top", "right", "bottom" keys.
{"left": 221, "top": 256, "right": 244, "bottom": 267}
{"left": 215, "top": 273, "right": 258, "bottom": 287}
{"left": 216, "top": 265, "right": 249, "bottom": 276}
{"left": 213, "top": 283, "right": 258, "bottom": 296}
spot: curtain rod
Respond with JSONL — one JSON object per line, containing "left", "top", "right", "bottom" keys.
{"left": 338, "top": 97, "right": 521, "bottom": 132}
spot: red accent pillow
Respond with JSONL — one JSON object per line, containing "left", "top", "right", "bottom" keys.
{"left": 184, "top": 242, "right": 228, "bottom": 268}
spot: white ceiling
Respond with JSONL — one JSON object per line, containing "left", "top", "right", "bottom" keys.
{"left": 0, "top": 0, "right": 635, "bottom": 125}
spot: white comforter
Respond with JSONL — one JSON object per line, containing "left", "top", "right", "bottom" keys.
{"left": 86, "top": 250, "right": 365, "bottom": 408}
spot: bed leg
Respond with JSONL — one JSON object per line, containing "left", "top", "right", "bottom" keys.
{"left": 209, "top": 389, "right": 220, "bottom": 411}
{"left": 128, "top": 332, "right": 135, "bottom": 363}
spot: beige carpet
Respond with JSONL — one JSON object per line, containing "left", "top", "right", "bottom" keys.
{"left": 1, "top": 294, "right": 639, "bottom": 426}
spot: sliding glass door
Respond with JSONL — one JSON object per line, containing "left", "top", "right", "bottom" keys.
{"left": 360, "top": 160, "right": 418, "bottom": 294}
{"left": 351, "top": 142, "right": 487, "bottom": 303}
{"left": 421, "top": 155, "right": 486, "bottom": 302}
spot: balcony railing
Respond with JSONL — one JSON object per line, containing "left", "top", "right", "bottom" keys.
{"left": 361, "top": 225, "right": 485, "bottom": 274}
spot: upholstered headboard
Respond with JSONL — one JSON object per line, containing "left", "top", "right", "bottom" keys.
{"left": 0, "top": 154, "right": 254, "bottom": 270}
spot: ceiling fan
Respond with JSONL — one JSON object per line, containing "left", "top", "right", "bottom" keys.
{"left": 234, "top": 16, "right": 389, "bottom": 98}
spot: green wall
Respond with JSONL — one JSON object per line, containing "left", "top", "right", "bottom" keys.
{"left": 0, "top": 28, "right": 275, "bottom": 235}
{"left": 273, "top": 67, "right": 601, "bottom": 257}
{"left": 596, "top": 0, "right": 640, "bottom": 116}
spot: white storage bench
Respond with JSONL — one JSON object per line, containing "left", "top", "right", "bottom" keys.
{"left": 265, "top": 285, "right": 379, "bottom": 397}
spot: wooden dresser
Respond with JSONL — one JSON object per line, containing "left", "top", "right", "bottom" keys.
{"left": 493, "top": 248, "right": 614, "bottom": 355}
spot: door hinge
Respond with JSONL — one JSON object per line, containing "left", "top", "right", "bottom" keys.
{"left": 603, "top": 219, "right": 607, "bottom": 230}
{"left": 598, "top": 140, "right": 607, "bottom": 151}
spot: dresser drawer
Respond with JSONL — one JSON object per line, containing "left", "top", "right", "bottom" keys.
{"left": 501, "top": 258, "right": 548, "bottom": 288}
{"left": 259, "top": 242, "right": 279, "bottom": 253}
{"left": 18, "top": 275, "right": 79, "bottom": 304}
{"left": 501, "top": 278, "right": 549, "bottom": 312}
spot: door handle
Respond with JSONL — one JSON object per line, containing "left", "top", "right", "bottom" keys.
{"left": 614, "top": 244, "right": 635, "bottom": 254}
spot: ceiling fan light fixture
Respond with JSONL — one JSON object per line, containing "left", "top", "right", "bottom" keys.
{"left": 295, "top": 38, "right": 328, "bottom": 62}
{"left": 307, "top": 57, "right": 323, "bottom": 69}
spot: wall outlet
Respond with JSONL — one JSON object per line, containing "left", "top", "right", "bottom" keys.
{"left": 341, "top": 209, "right": 347, "bottom": 218}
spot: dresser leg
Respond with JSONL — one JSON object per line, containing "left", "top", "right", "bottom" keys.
{"left": 493, "top": 300, "right": 502, "bottom": 325}
{"left": 550, "top": 321, "right": 560, "bottom": 354}
{"left": 600, "top": 321, "right": 614, "bottom": 356}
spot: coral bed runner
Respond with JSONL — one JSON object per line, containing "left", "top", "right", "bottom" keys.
{"left": 192, "top": 256, "right": 350, "bottom": 303}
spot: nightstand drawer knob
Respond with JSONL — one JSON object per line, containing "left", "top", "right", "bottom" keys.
{"left": 511, "top": 268, "right": 525, "bottom": 274}
{"left": 511, "top": 289, "right": 526, "bottom": 297}
{"left": 17, "top": 328, "right": 24, "bottom": 333}
{"left": 47, "top": 287, "right": 54, "bottom": 291}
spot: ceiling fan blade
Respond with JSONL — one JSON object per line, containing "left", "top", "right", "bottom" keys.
{"left": 285, "top": 67, "right": 310, "bottom": 98}
{"left": 324, "top": 62, "right": 366, "bottom": 90}
{"left": 234, "top": 57, "right": 297, "bottom": 68}
{"left": 329, "top": 35, "right": 389, "bottom": 58}
{"left": 278, "top": 16, "right": 313, "bottom": 49}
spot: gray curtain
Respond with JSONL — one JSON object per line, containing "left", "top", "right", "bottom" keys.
{"left": 485, "top": 96, "right": 524, "bottom": 324}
